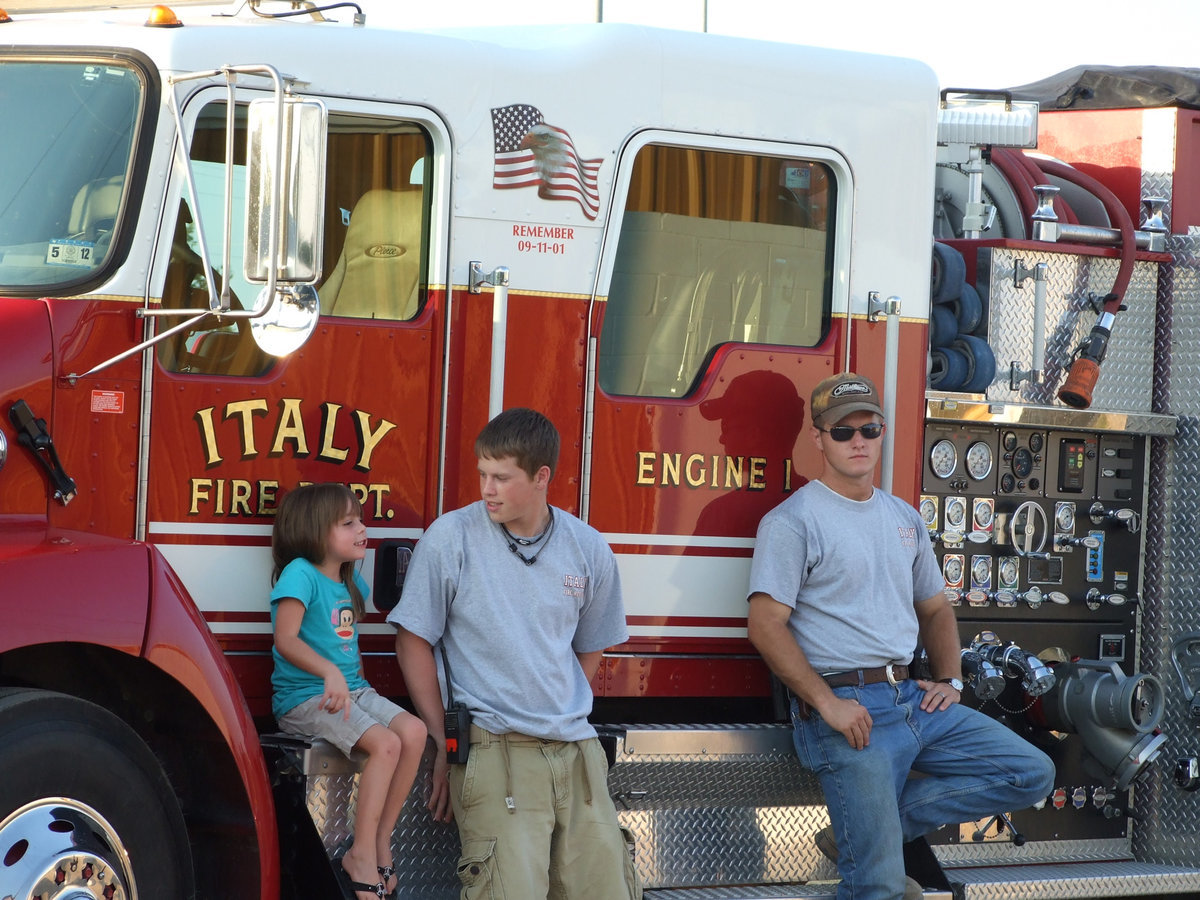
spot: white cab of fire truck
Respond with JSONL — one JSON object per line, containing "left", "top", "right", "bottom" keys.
{"left": 0, "top": 3, "right": 967, "bottom": 900}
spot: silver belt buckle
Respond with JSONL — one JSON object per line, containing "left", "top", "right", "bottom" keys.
{"left": 885, "top": 663, "right": 900, "bottom": 686}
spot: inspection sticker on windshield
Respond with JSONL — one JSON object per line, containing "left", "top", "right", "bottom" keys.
{"left": 46, "top": 239, "right": 97, "bottom": 268}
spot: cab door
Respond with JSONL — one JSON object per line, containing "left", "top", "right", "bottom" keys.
{"left": 143, "top": 91, "right": 451, "bottom": 710}
{"left": 586, "top": 134, "right": 851, "bottom": 709}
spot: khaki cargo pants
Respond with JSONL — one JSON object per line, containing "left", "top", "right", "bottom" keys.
{"left": 448, "top": 726, "right": 641, "bottom": 900}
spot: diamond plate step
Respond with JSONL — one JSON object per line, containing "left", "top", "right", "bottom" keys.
{"left": 946, "top": 859, "right": 1200, "bottom": 898}
{"left": 644, "top": 887, "right": 950, "bottom": 899}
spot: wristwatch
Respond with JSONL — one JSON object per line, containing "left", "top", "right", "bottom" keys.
{"left": 938, "top": 677, "right": 964, "bottom": 692}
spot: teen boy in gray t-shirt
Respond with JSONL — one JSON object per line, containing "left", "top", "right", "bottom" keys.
{"left": 748, "top": 372, "right": 1053, "bottom": 900}
{"left": 391, "top": 408, "right": 639, "bottom": 900}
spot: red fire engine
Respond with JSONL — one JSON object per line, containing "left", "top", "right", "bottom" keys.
{"left": 2, "top": 3, "right": 1200, "bottom": 898}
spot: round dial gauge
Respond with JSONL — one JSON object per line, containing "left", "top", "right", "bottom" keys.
{"left": 1002, "top": 431, "right": 1018, "bottom": 452}
{"left": 1056, "top": 504, "right": 1075, "bottom": 531}
{"left": 966, "top": 441, "right": 993, "bottom": 480}
{"left": 971, "top": 556, "right": 991, "bottom": 584}
{"left": 973, "top": 502, "right": 994, "bottom": 529}
{"left": 1011, "top": 447, "right": 1034, "bottom": 478}
{"left": 998, "top": 557, "right": 1019, "bottom": 585}
{"left": 945, "top": 497, "right": 967, "bottom": 530}
{"left": 919, "top": 497, "right": 938, "bottom": 527}
{"left": 929, "top": 439, "right": 958, "bottom": 479}
{"left": 943, "top": 556, "right": 963, "bottom": 583}
{"left": 1000, "top": 473, "right": 1015, "bottom": 493}
{"left": 1028, "top": 432, "right": 1045, "bottom": 453}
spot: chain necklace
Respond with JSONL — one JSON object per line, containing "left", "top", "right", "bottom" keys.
{"left": 500, "top": 508, "right": 555, "bottom": 566}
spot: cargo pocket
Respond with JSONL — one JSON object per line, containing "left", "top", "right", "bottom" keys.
{"left": 457, "top": 838, "right": 501, "bottom": 900}
{"left": 620, "top": 826, "right": 643, "bottom": 900}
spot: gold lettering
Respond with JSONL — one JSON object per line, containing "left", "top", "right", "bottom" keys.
{"left": 224, "top": 399, "right": 269, "bottom": 458}
{"left": 271, "top": 398, "right": 309, "bottom": 457}
{"left": 353, "top": 411, "right": 397, "bottom": 471}
{"left": 214, "top": 477, "right": 226, "bottom": 515}
{"left": 230, "top": 480, "right": 253, "bottom": 515}
{"left": 685, "top": 453, "right": 706, "bottom": 487}
{"left": 366, "top": 483, "right": 390, "bottom": 518}
{"left": 258, "top": 480, "right": 279, "bottom": 515}
{"left": 749, "top": 457, "right": 767, "bottom": 490}
{"left": 189, "top": 478, "right": 212, "bottom": 514}
{"left": 636, "top": 451, "right": 655, "bottom": 485}
{"left": 318, "top": 402, "right": 349, "bottom": 463}
{"left": 724, "top": 456, "right": 744, "bottom": 489}
{"left": 784, "top": 459, "right": 794, "bottom": 492}
{"left": 194, "top": 407, "right": 221, "bottom": 467}
{"left": 660, "top": 453, "right": 680, "bottom": 486}
{"left": 711, "top": 456, "right": 719, "bottom": 488}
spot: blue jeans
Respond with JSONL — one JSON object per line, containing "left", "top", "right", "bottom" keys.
{"left": 792, "top": 679, "right": 1055, "bottom": 900}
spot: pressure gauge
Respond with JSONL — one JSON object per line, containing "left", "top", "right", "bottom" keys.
{"left": 1028, "top": 432, "right": 1045, "bottom": 453}
{"left": 1002, "top": 431, "right": 1018, "bottom": 452}
{"left": 998, "top": 557, "right": 1019, "bottom": 586}
{"left": 971, "top": 556, "right": 991, "bottom": 585}
{"left": 966, "top": 441, "right": 993, "bottom": 480}
{"left": 945, "top": 496, "right": 967, "bottom": 531}
{"left": 1012, "top": 447, "right": 1034, "bottom": 478}
{"left": 943, "top": 555, "right": 963, "bottom": 584}
{"left": 1056, "top": 503, "right": 1076, "bottom": 532}
{"left": 919, "top": 496, "right": 938, "bottom": 527}
{"left": 930, "top": 439, "right": 958, "bottom": 480}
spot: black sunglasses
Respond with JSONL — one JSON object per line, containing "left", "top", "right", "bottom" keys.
{"left": 820, "top": 423, "right": 885, "bottom": 441}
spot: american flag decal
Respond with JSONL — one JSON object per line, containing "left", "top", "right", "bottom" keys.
{"left": 492, "top": 104, "right": 603, "bottom": 220}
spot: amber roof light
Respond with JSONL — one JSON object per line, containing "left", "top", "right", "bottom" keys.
{"left": 145, "top": 5, "right": 183, "bottom": 27}
{"left": 0, "top": 9, "right": 13, "bottom": 23}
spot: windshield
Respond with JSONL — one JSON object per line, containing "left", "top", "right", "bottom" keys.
{"left": 0, "top": 58, "right": 146, "bottom": 291}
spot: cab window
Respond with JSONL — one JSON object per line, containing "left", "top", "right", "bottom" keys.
{"left": 0, "top": 57, "right": 148, "bottom": 293}
{"left": 598, "top": 144, "right": 835, "bottom": 398}
{"left": 158, "top": 103, "right": 432, "bottom": 376}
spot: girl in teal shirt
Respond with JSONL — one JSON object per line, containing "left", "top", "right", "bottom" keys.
{"left": 271, "top": 483, "right": 426, "bottom": 900}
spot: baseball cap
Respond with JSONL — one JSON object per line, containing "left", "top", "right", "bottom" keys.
{"left": 811, "top": 372, "right": 884, "bottom": 427}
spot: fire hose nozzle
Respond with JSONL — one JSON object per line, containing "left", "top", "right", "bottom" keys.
{"left": 1058, "top": 319, "right": 1113, "bottom": 409}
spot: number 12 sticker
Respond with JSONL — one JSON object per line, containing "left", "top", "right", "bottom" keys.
{"left": 46, "top": 239, "right": 96, "bottom": 268}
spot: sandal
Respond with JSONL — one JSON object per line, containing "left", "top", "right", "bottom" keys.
{"left": 336, "top": 857, "right": 385, "bottom": 899}
{"left": 378, "top": 864, "right": 397, "bottom": 897}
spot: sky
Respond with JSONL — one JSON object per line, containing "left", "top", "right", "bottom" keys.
{"left": 352, "top": 0, "right": 1200, "bottom": 89}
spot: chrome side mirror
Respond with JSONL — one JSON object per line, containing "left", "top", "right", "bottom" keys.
{"left": 244, "top": 96, "right": 327, "bottom": 285}
{"left": 251, "top": 283, "right": 319, "bottom": 357}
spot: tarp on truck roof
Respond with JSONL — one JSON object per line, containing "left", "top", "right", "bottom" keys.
{"left": 1008, "top": 65, "right": 1200, "bottom": 110}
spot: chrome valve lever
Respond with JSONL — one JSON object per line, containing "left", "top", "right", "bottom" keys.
{"left": 1086, "top": 588, "right": 1131, "bottom": 610}
{"left": 991, "top": 589, "right": 1017, "bottom": 608}
{"left": 1054, "top": 533, "right": 1101, "bottom": 552}
{"left": 1089, "top": 501, "right": 1140, "bottom": 533}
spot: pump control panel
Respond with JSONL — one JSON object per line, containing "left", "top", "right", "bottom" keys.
{"left": 921, "top": 412, "right": 1151, "bottom": 846}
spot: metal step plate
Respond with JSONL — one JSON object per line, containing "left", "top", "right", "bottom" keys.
{"left": 947, "top": 859, "right": 1200, "bottom": 898}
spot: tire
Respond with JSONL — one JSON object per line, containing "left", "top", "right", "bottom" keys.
{"left": 931, "top": 242, "right": 965, "bottom": 304}
{"left": 930, "top": 346, "right": 969, "bottom": 391}
{"left": 0, "top": 688, "right": 193, "bottom": 900}
{"left": 954, "top": 334, "right": 997, "bottom": 393}
{"left": 952, "top": 281, "right": 983, "bottom": 334}
{"left": 929, "top": 305, "right": 958, "bottom": 348}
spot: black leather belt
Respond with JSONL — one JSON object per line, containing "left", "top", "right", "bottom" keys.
{"left": 821, "top": 664, "right": 909, "bottom": 688}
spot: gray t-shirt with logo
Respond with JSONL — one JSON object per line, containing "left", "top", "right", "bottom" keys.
{"left": 388, "top": 501, "right": 628, "bottom": 742}
{"left": 748, "top": 480, "right": 945, "bottom": 672}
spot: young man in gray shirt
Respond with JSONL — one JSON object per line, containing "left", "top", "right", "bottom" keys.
{"left": 390, "top": 407, "right": 639, "bottom": 900}
{"left": 747, "top": 372, "right": 1054, "bottom": 900}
